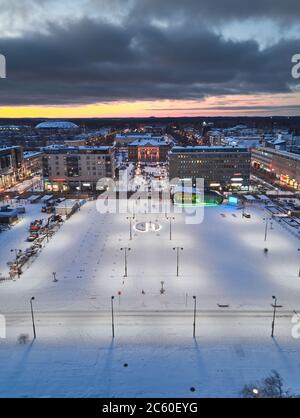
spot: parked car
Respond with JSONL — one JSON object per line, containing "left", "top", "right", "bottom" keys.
{"left": 29, "top": 220, "right": 43, "bottom": 232}
{"left": 27, "top": 232, "right": 39, "bottom": 242}
{"left": 243, "top": 212, "right": 251, "bottom": 219}
{"left": 16, "top": 206, "right": 26, "bottom": 214}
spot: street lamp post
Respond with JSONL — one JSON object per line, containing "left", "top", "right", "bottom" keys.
{"left": 126, "top": 216, "right": 133, "bottom": 241}
{"left": 11, "top": 249, "right": 21, "bottom": 278}
{"left": 263, "top": 217, "right": 272, "bottom": 241}
{"left": 173, "top": 247, "right": 183, "bottom": 277}
{"left": 193, "top": 295, "right": 197, "bottom": 338}
{"left": 271, "top": 295, "right": 278, "bottom": 338}
{"left": 111, "top": 296, "right": 115, "bottom": 338}
{"left": 120, "top": 247, "right": 131, "bottom": 277}
{"left": 166, "top": 216, "right": 175, "bottom": 241}
{"left": 30, "top": 296, "right": 36, "bottom": 339}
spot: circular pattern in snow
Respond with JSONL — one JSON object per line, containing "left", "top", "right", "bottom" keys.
{"left": 134, "top": 221, "right": 161, "bottom": 233}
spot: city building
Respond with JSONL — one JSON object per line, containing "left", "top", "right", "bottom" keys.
{"left": 143, "top": 125, "right": 165, "bottom": 136}
{"left": 42, "top": 145, "right": 115, "bottom": 192}
{"left": 252, "top": 147, "right": 300, "bottom": 189}
{"left": 222, "top": 136, "right": 261, "bottom": 149}
{"left": 22, "top": 151, "right": 43, "bottom": 177}
{"left": 36, "top": 121, "right": 79, "bottom": 130}
{"left": 0, "top": 125, "right": 23, "bottom": 132}
{"left": 265, "top": 138, "right": 287, "bottom": 150}
{"left": 208, "top": 130, "right": 224, "bottom": 146}
{"left": 128, "top": 138, "right": 172, "bottom": 163}
{"left": 0, "top": 146, "right": 23, "bottom": 191}
{"left": 168, "top": 146, "right": 251, "bottom": 189}
{"left": 64, "top": 138, "right": 87, "bottom": 147}
{"left": 115, "top": 133, "right": 154, "bottom": 147}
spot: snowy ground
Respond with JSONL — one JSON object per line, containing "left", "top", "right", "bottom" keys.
{"left": 1, "top": 313, "right": 300, "bottom": 398}
{"left": 1, "top": 200, "right": 300, "bottom": 311}
{"left": 8, "top": 175, "right": 43, "bottom": 194}
{"left": 1, "top": 199, "right": 300, "bottom": 397}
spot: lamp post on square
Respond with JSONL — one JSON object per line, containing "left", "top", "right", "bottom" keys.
{"left": 173, "top": 247, "right": 183, "bottom": 277}
{"left": 193, "top": 295, "right": 197, "bottom": 338}
{"left": 120, "top": 247, "right": 131, "bottom": 277}
{"left": 263, "top": 217, "right": 272, "bottom": 241}
{"left": 30, "top": 297, "right": 36, "bottom": 340}
{"left": 11, "top": 248, "right": 21, "bottom": 278}
{"left": 126, "top": 216, "right": 134, "bottom": 241}
{"left": 166, "top": 216, "right": 175, "bottom": 241}
{"left": 271, "top": 295, "right": 278, "bottom": 338}
{"left": 242, "top": 201, "right": 245, "bottom": 218}
{"left": 111, "top": 296, "right": 115, "bottom": 338}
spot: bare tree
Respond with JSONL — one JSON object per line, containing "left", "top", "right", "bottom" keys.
{"left": 241, "top": 370, "right": 298, "bottom": 398}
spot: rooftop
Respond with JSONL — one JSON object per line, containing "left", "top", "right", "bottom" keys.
{"left": 170, "top": 146, "right": 249, "bottom": 154}
{"left": 44, "top": 145, "right": 112, "bottom": 150}
{"left": 0, "top": 146, "right": 21, "bottom": 152}
{"left": 129, "top": 138, "right": 170, "bottom": 147}
{"left": 36, "top": 121, "right": 79, "bottom": 129}
{"left": 254, "top": 147, "right": 300, "bottom": 161}
{"left": 23, "top": 151, "right": 43, "bottom": 159}
{"left": 43, "top": 145, "right": 113, "bottom": 154}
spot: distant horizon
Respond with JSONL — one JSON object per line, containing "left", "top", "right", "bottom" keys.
{"left": 1, "top": 100, "right": 300, "bottom": 119}
{"left": 0, "top": 99, "right": 300, "bottom": 119}
{"left": 1, "top": 114, "right": 300, "bottom": 121}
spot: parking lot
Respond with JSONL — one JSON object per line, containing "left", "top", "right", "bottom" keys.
{"left": 0, "top": 197, "right": 79, "bottom": 279}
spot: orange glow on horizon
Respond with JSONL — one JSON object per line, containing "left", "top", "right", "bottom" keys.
{"left": 0, "top": 93, "right": 299, "bottom": 118}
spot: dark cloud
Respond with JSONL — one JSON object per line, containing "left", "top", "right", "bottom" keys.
{"left": 3, "top": 0, "right": 300, "bottom": 26}
{"left": 0, "top": 8, "right": 299, "bottom": 106}
{"left": 129, "top": 0, "right": 300, "bottom": 24}
{"left": 146, "top": 105, "right": 300, "bottom": 112}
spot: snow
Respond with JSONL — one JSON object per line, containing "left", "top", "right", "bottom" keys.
{"left": 1, "top": 314, "right": 300, "bottom": 397}
{"left": 244, "top": 194, "right": 256, "bottom": 201}
{"left": 9, "top": 175, "right": 43, "bottom": 193}
{"left": 1, "top": 200, "right": 300, "bottom": 311}
{"left": 35, "top": 121, "right": 78, "bottom": 129}
{"left": 1, "top": 199, "right": 300, "bottom": 396}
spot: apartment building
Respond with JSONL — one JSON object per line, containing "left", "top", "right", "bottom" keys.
{"left": 168, "top": 146, "right": 251, "bottom": 189}
{"left": 252, "top": 147, "right": 300, "bottom": 189}
{"left": 42, "top": 145, "right": 115, "bottom": 192}
{"left": 0, "top": 146, "right": 23, "bottom": 191}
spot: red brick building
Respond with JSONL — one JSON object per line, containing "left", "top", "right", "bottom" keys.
{"left": 128, "top": 139, "right": 172, "bottom": 163}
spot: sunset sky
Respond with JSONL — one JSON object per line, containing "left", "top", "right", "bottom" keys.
{"left": 0, "top": 0, "right": 300, "bottom": 118}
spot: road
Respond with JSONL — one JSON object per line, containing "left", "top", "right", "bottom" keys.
{"left": 8, "top": 175, "right": 42, "bottom": 194}
{"left": 4, "top": 308, "right": 296, "bottom": 327}
{"left": 1, "top": 308, "right": 299, "bottom": 398}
